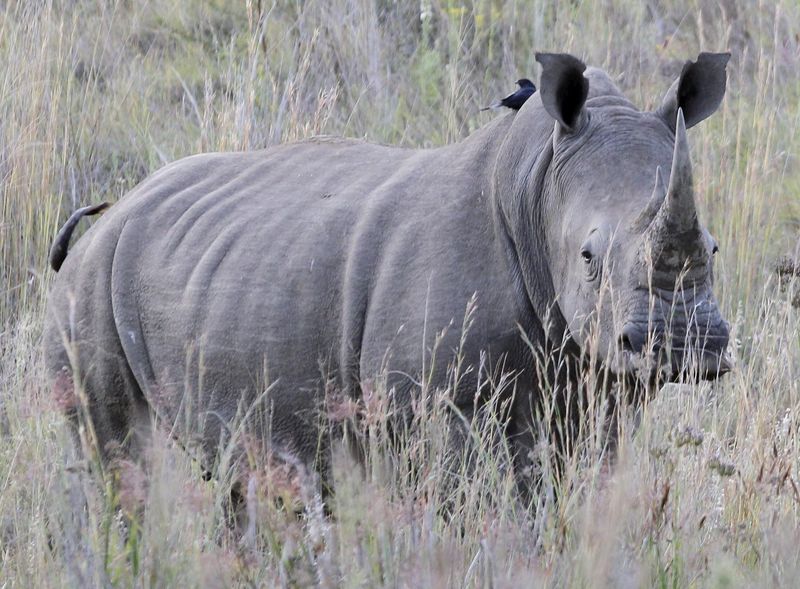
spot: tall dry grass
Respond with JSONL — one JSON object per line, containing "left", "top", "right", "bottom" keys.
{"left": 0, "top": 0, "right": 799, "bottom": 586}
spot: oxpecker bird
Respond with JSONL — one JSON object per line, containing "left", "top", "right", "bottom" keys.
{"left": 480, "top": 78, "right": 536, "bottom": 111}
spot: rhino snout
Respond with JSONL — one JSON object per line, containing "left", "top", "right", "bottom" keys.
{"left": 613, "top": 313, "right": 731, "bottom": 382}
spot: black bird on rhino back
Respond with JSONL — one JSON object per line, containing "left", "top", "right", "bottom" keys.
{"left": 44, "top": 53, "right": 732, "bottom": 490}
{"left": 481, "top": 78, "right": 537, "bottom": 111}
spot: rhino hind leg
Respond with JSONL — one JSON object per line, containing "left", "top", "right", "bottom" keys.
{"left": 44, "top": 317, "right": 152, "bottom": 468}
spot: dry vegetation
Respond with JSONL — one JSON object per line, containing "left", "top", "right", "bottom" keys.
{"left": 1, "top": 0, "right": 799, "bottom": 587}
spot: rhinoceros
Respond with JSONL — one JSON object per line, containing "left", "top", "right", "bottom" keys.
{"left": 44, "top": 53, "right": 732, "bottom": 488}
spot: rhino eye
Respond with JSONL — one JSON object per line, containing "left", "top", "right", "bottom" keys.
{"left": 711, "top": 242, "right": 719, "bottom": 255}
{"left": 580, "top": 248, "right": 593, "bottom": 263}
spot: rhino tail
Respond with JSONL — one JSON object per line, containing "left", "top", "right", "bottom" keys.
{"left": 49, "top": 202, "right": 110, "bottom": 272}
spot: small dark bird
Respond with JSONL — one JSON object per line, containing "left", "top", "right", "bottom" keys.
{"left": 480, "top": 78, "right": 537, "bottom": 111}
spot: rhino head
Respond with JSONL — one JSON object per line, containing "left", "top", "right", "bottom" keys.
{"left": 535, "top": 52, "right": 732, "bottom": 384}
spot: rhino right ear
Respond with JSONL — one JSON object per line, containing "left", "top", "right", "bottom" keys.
{"left": 535, "top": 52, "right": 589, "bottom": 133}
{"left": 658, "top": 52, "right": 730, "bottom": 129}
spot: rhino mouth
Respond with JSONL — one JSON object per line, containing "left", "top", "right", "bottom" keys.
{"left": 609, "top": 319, "right": 732, "bottom": 384}
{"left": 611, "top": 345, "right": 733, "bottom": 384}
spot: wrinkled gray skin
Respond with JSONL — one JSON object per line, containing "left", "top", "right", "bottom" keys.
{"left": 44, "top": 53, "right": 732, "bottom": 488}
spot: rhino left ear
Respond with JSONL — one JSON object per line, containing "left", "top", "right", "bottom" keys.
{"left": 535, "top": 53, "right": 589, "bottom": 133}
{"left": 658, "top": 52, "right": 730, "bottom": 129}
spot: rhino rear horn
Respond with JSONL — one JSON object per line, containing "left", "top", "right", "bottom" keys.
{"left": 658, "top": 52, "right": 730, "bottom": 129}
{"left": 535, "top": 53, "right": 589, "bottom": 133}
{"left": 632, "top": 165, "right": 667, "bottom": 231}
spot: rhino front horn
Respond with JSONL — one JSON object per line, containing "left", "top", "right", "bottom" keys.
{"left": 662, "top": 108, "right": 697, "bottom": 231}
{"left": 647, "top": 108, "right": 699, "bottom": 236}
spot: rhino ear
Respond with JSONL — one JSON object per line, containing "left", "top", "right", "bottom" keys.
{"left": 535, "top": 53, "right": 589, "bottom": 133}
{"left": 658, "top": 52, "right": 730, "bottom": 129}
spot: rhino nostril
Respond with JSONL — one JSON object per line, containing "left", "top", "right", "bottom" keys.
{"left": 618, "top": 324, "right": 649, "bottom": 355}
{"left": 619, "top": 332, "right": 635, "bottom": 353}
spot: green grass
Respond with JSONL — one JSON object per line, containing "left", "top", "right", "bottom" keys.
{"left": 1, "top": 0, "right": 799, "bottom": 586}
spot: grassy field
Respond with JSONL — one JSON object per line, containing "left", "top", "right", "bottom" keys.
{"left": 1, "top": 0, "right": 799, "bottom": 586}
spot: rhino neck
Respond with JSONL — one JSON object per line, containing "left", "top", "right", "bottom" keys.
{"left": 491, "top": 116, "right": 570, "bottom": 348}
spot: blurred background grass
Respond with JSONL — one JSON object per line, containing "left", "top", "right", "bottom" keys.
{"left": 0, "top": 1, "right": 799, "bottom": 587}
